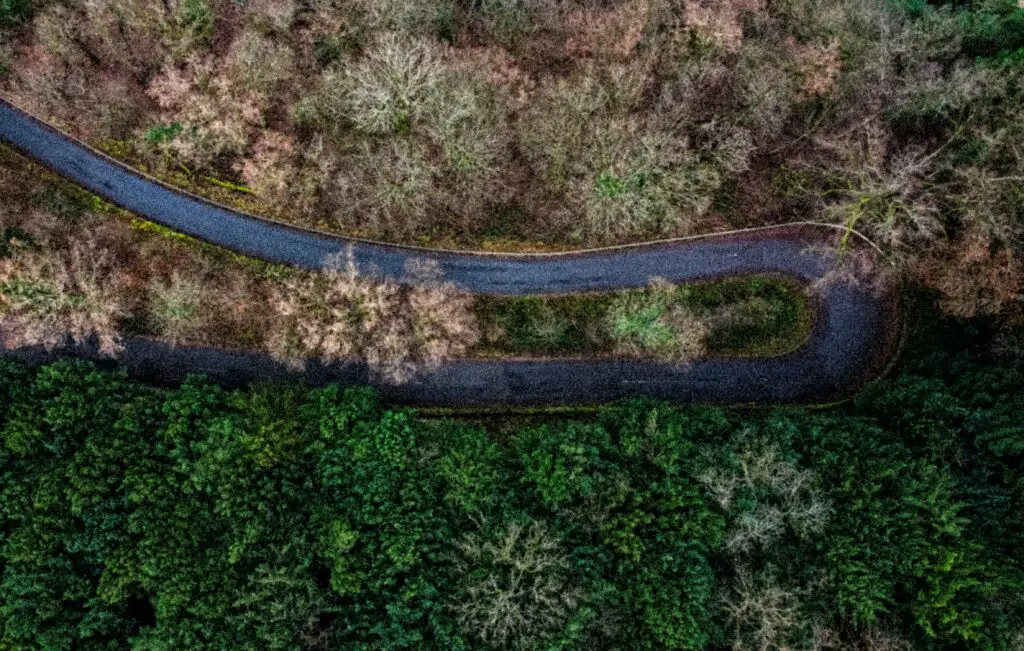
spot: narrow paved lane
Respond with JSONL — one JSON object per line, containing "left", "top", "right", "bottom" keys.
{"left": 0, "top": 99, "right": 901, "bottom": 406}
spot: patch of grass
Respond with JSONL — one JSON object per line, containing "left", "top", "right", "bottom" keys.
{"left": 477, "top": 294, "right": 597, "bottom": 354}
{"left": 475, "top": 276, "right": 811, "bottom": 359}
{"left": 595, "top": 170, "right": 647, "bottom": 200}
{"left": 145, "top": 122, "right": 183, "bottom": 145}
{"left": 686, "top": 276, "right": 813, "bottom": 355}
{"left": 147, "top": 272, "right": 204, "bottom": 345}
{"left": 180, "top": 0, "right": 214, "bottom": 42}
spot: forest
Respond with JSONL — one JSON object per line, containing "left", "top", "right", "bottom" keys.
{"left": 1, "top": 309, "right": 1023, "bottom": 649}
{"left": 1, "top": 0, "right": 1024, "bottom": 648}
{"left": 1, "top": 0, "right": 1022, "bottom": 322}
{"left": 0, "top": 0, "right": 1021, "bottom": 379}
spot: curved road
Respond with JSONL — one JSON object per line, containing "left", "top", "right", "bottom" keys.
{"left": 0, "top": 98, "right": 901, "bottom": 406}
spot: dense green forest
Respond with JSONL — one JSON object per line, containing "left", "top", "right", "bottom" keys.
{"left": 2, "top": 312, "right": 1022, "bottom": 650}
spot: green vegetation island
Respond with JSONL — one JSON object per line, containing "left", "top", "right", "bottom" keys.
{"left": 0, "top": 0, "right": 1023, "bottom": 648}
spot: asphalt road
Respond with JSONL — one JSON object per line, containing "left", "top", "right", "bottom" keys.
{"left": 0, "top": 98, "right": 901, "bottom": 406}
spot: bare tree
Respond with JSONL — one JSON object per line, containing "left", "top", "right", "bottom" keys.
{"left": 723, "top": 565, "right": 804, "bottom": 651}
{"left": 451, "top": 520, "right": 585, "bottom": 650}
{"left": 699, "top": 440, "right": 831, "bottom": 554}
{"left": 267, "top": 253, "right": 479, "bottom": 384}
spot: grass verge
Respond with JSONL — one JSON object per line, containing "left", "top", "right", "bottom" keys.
{"left": 473, "top": 275, "right": 812, "bottom": 360}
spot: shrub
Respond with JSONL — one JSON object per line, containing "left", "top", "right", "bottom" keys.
{"left": 9, "top": 28, "right": 136, "bottom": 139}
{"left": 433, "top": 3, "right": 459, "bottom": 43}
{"left": 520, "top": 68, "right": 721, "bottom": 240}
{"left": 425, "top": 75, "right": 508, "bottom": 187}
{"left": 225, "top": 30, "right": 295, "bottom": 94}
{"left": 697, "top": 120, "right": 755, "bottom": 175}
{"left": 463, "top": 0, "right": 580, "bottom": 48}
{"left": 239, "top": 0, "right": 297, "bottom": 35}
{"left": 285, "top": 134, "right": 337, "bottom": 216}
{"left": 0, "top": 239, "right": 128, "bottom": 355}
{"left": 234, "top": 131, "right": 298, "bottom": 205}
{"left": 332, "top": 139, "right": 435, "bottom": 237}
{"left": 518, "top": 69, "right": 629, "bottom": 192}
{"left": 144, "top": 56, "right": 257, "bottom": 170}
{"left": 807, "top": 244, "right": 891, "bottom": 301}
{"left": 74, "top": 0, "right": 169, "bottom": 80}
{"left": 801, "top": 125, "right": 945, "bottom": 250}
{"left": 176, "top": 0, "right": 214, "bottom": 53}
{"left": 147, "top": 271, "right": 204, "bottom": 345}
{"left": 604, "top": 279, "right": 709, "bottom": 363}
{"left": 0, "top": 0, "right": 31, "bottom": 28}
{"left": 699, "top": 440, "right": 830, "bottom": 554}
{"left": 733, "top": 41, "right": 801, "bottom": 140}
{"left": 574, "top": 131, "right": 721, "bottom": 239}
{"left": 682, "top": 0, "right": 765, "bottom": 52}
{"left": 32, "top": 4, "right": 90, "bottom": 66}
{"left": 723, "top": 567, "right": 807, "bottom": 650}
{"left": 524, "top": 301, "right": 572, "bottom": 350}
{"left": 653, "top": 48, "right": 736, "bottom": 128}
{"left": 268, "top": 268, "right": 361, "bottom": 364}
{"left": 563, "top": 2, "right": 650, "bottom": 60}
{"left": 313, "top": 35, "right": 344, "bottom": 67}
{"left": 404, "top": 275, "right": 481, "bottom": 370}
{"left": 351, "top": 0, "right": 442, "bottom": 34}
{"left": 468, "top": 0, "right": 535, "bottom": 46}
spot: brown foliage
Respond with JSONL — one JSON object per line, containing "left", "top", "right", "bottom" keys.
{"left": 915, "top": 235, "right": 1022, "bottom": 318}
{"left": 683, "top": 0, "right": 765, "bottom": 52}
{"left": 234, "top": 130, "right": 298, "bottom": 204}
{"left": 792, "top": 38, "right": 842, "bottom": 99}
{"left": 450, "top": 46, "right": 537, "bottom": 108}
{"left": 4, "top": 0, "right": 1023, "bottom": 322}
{"left": 145, "top": 55, "right": 258, "bottom": 169}
{"left": 268, "top": 254, "right": 480, "bottom": 383}
{"left": 330, "top": 139, "right": 436, "bottom": 237}
{"left": 564, "top": 1, "right": 650, "bottom": 60}
{"left": 0, "top": 237, "right": 131, "bottom": 355}
{"left": 9, "top": 41, "right": 149, "bottom": 141}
